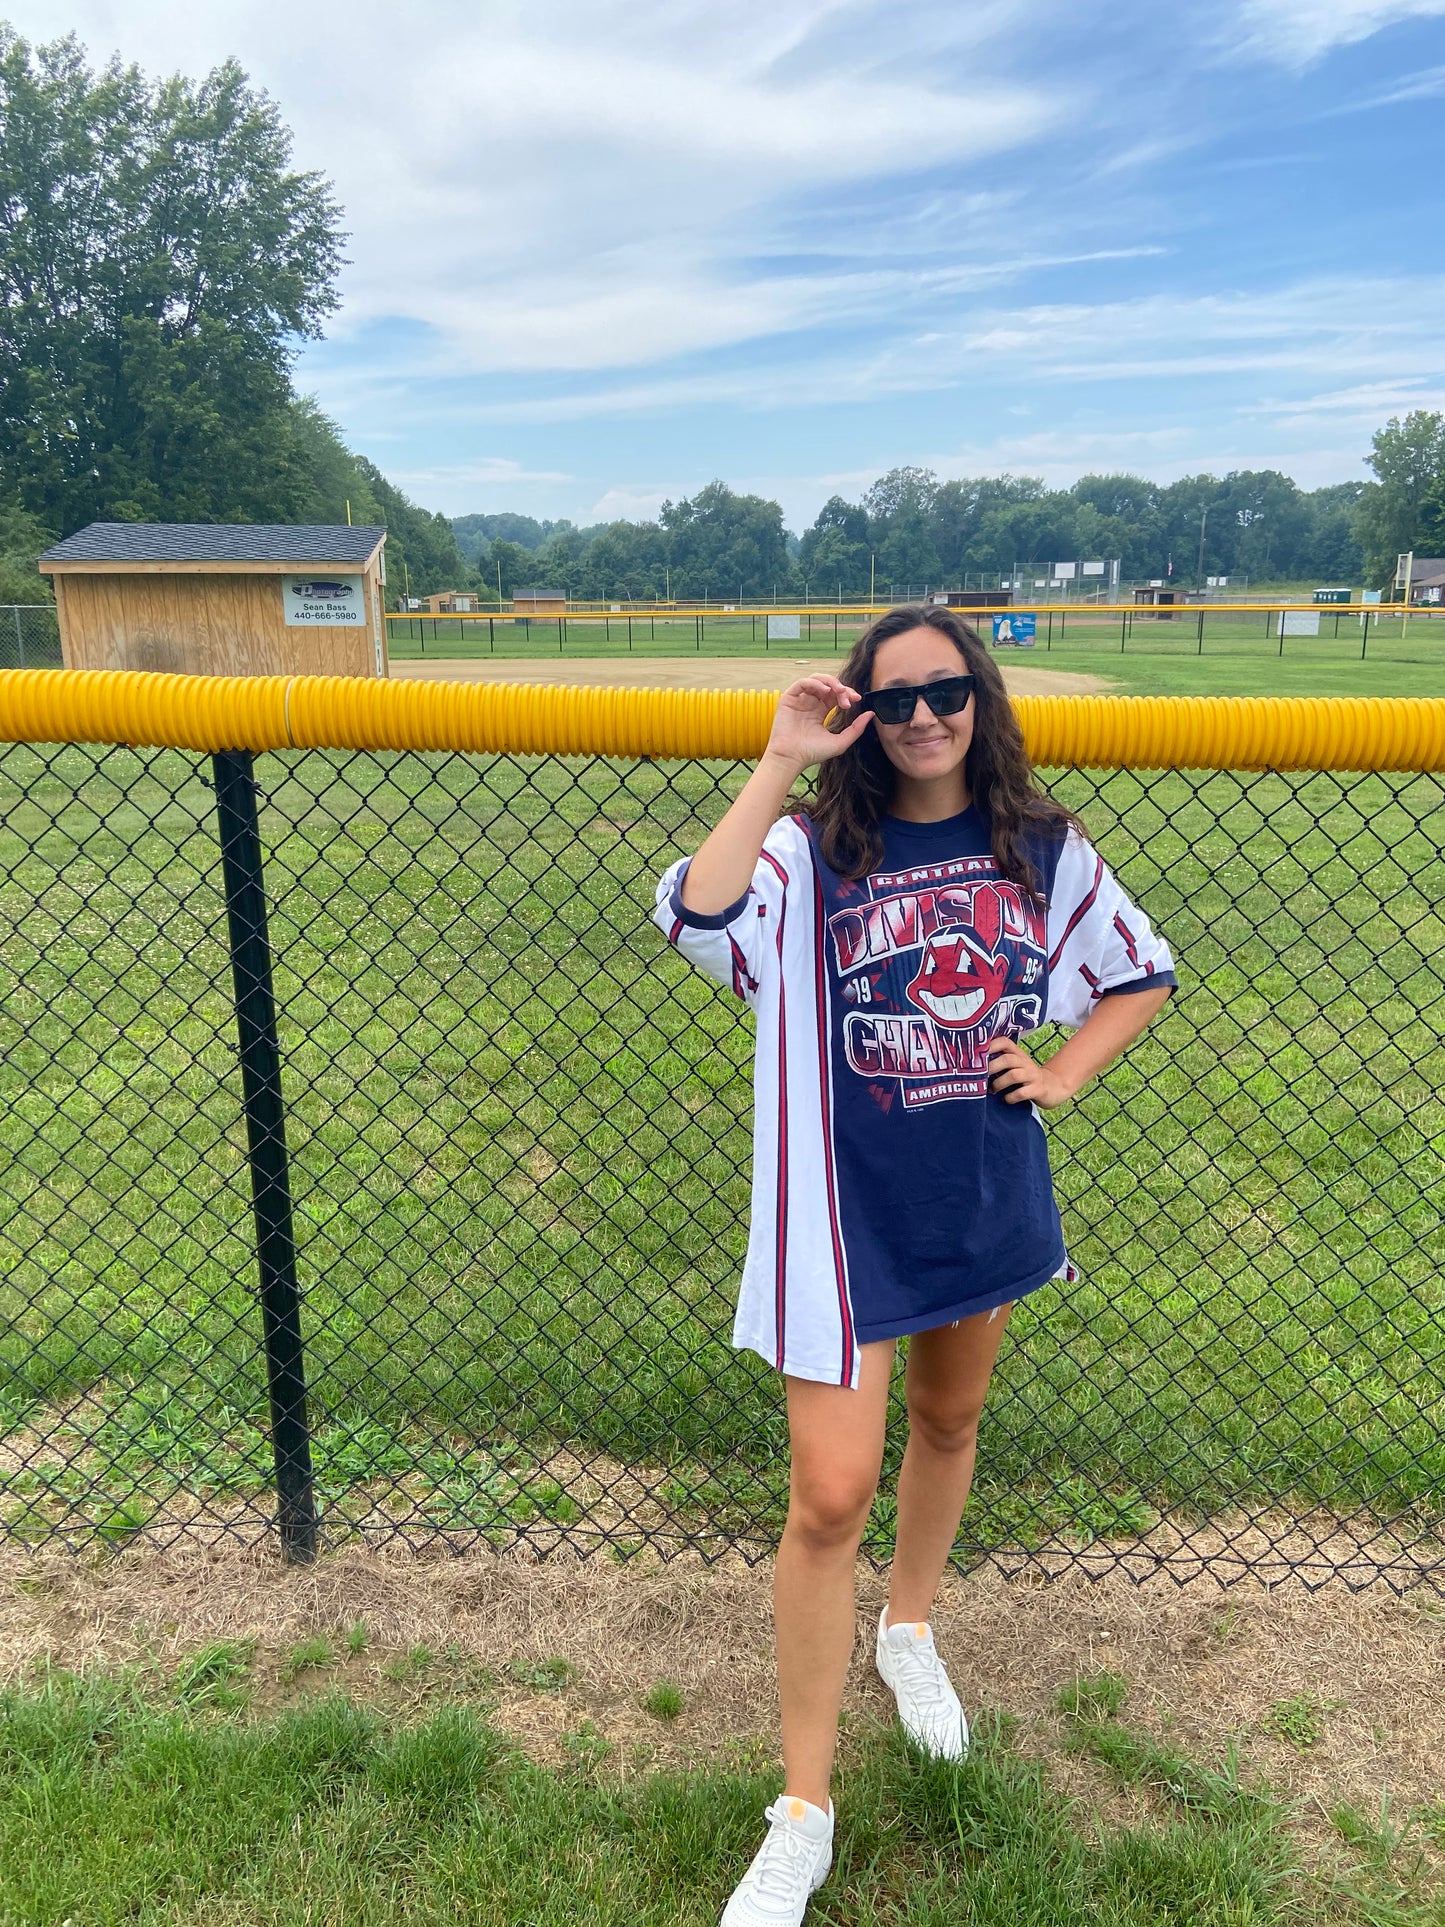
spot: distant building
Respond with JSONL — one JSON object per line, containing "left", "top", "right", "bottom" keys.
{"left": 1400, "top": 558, "right": 1445, "bottom": 605}
{"left": 425, "top": 591, "right": 479, "bottom": 614}
{"left": 514, "top": 591, "right": 568, "bottom": 615}
{"left": 928, "top": 589, "right": 1012, "bottom": 610}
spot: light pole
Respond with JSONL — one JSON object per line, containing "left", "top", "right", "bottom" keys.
{"left": 1196, "top": 506, "right": 1209, "bottom": 589}
{"left": 869, "top": 552, "right": 876, "bottom": 607}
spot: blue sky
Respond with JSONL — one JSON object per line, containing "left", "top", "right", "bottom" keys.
{"left": 12, "top": 0, "right": 1445, "bottom": 530}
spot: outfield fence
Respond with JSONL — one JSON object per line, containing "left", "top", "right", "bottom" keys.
{"left": 2, "top": 670, "right": 1443, "bottom": 1591}
{"left": 0, "top": 606, "right": 61, "bottom": 671}
{"left": 385, "top": 602, "right": 1445, "bottom": 670}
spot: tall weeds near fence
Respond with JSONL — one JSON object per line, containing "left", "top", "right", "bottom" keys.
{"left": 1, "top": 674, "right": 1442, "bottom": 1590}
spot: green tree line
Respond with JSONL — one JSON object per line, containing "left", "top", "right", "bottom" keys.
{"left": 449, "top": 427, "right": 1445, "bottom": 606}
{"left": 0, "top": 27, "right": 466, "bottom": 602}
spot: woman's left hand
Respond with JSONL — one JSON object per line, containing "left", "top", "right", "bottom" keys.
{"left": 984, "top": 1035, "right": 1073, "bottom": 1109}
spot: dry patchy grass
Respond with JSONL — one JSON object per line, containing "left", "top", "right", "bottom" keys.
{"left": 3, "top": 1536, "right": 1440, "bottom": 1858}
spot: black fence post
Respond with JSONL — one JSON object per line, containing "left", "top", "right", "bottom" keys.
{"left": 211, "top": 748, "right": 318, "bottom": 1564}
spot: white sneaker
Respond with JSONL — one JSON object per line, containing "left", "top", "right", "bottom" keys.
{"left": 719, "top": 1794, "right": 834, "bottom": 1925}
{"left": 875, "top": 1607, "right": 969, "bottom": 1761}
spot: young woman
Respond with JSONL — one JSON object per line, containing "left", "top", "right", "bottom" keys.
{"left": 653, "top": 606, "right": 1176, "bottom": 1927}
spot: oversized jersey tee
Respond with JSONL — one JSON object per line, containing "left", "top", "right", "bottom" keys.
{"left": 654, "top": 806, "right": 1176, "bottom": 1388}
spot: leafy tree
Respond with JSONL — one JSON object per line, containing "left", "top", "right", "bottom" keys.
{"left": 453, "top": 513, "right": 565, "bottom": 562}
{"left": 1067, "top": 475, "right": 1163, "bottom": 579}
{"left": 0, "top": 28, "right": 343, "bottom": 534}
{"left": 1300, "top": 482, "right": 1364, "bottom": 581}
{"left": 862, "top": 467, "right": 938, "bottom": 523}
{"left": 489, "top": 540, "right": 541, "bottom": 599}
{"left": 660, "top": 481, "right": 790, "bottom": 599}
{"left": 575, "top": 520, "right": 668, "bottom": 600}
{"left": 932, "top": 475, "right": 1044, "bottom": 581}
{"left": 797, "top": 497, "right": 871, "bottom": 595}
{"left": 1352, "top": 412, "right": 1445, "bottom": 584}
{"left": 1419, "top": 475, "right": 1445, "bottom": 553}
{"left": 0, "top": 495, "right": 54, "bottom": 601}
{"left": 798, "top": 523, "right": 870, "bottom": 596}
{"left": 971, "top": 495, "right": 1075, "bottom": 577}
{"left": 1070, "top": 473, "right": 1159, "bottom": 523}
{"left": 286, "top": 397, "right": 384, "bottom": 526}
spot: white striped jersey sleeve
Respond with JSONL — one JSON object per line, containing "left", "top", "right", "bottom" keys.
{"left": 1045, "top": 826, "right": 1177, "bottom": 1031}
{"left": 654, "top": 816, "right": 862, "bottom": 1388}
{"left": 653, "top": 818, "right": 799, "bottom": 1011}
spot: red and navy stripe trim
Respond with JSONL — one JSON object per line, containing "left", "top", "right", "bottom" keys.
{"left": 727, "top": 933, "right": 757, "bottom": 999}
{"left": 760, "top": 848, "right": 791, "bottom": 1369}
{"left": 1048, "top": 853, "right": 1105, "bottom": 970}
{"left": 812, "top": 868, "right": 856, "bottom": 1389}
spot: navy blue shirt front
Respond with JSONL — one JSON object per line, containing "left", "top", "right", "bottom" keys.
{"left": 805, "top": 805, "right": 1069, "bottom": 1341}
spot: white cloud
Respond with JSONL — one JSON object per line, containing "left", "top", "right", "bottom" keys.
{"left": 1329, "top": 59, "right": 1445, "bottom": 105}
{"left": 11, "top": 0, "right": 1056, "bottom": 372}
{"left": 8, "top": 0, "right": 1438, "bottom": 527}
{"left": 1230, "top": 0, "right": 1445, "bottom": 63}
{"left": 388, "top": 458, "right": 572, "bottom": 492}
{"left": 321, "top": 247, "right": 1165, "bottom": 379}
{"left": 351, "top": 273, "right": 1444, "bottom": 425}
{"left": 584, "top": 485, "right": 674, "bottom": 524}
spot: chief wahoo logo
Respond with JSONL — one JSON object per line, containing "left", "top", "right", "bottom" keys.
{"left": 904, "top": 886, "right": 1010, "bottom": 1029}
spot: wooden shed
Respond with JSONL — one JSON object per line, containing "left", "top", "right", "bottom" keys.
{"left": 37, "top": 523, "right": 389, "bottom": 677}
{"left": 513, "top": 591, "right": 567, "bottom": 616}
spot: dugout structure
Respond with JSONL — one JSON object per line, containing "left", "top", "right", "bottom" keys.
{"left": 38, "top": 523, "right": 389, "bottom": 678}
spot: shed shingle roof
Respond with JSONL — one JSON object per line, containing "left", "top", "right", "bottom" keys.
{"left": 40, "top": 523, "right": 386, "bottom": 566}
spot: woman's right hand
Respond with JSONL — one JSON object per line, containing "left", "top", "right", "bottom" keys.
{"left": 764, "top": 674, "right": 874, "bottom": 772}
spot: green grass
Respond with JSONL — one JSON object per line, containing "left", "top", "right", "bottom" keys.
{"left": 1, "top": 741, "right": 1442, "bottom": 1557}
{"left": 644, "top": 1680, "right": 685, "bottom": 1721}
{"left": 4, "top": 1663, "right": 1440, "bottom": 1925}
{"left": 384, "top": 607, "right": 1445, "bottom": 697}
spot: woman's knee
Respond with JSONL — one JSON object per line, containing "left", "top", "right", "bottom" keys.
{"left": 906, "top": 1395, "right": 983, "bottom": 1457}
{"left": 787, "top": 1465, "right": 878, "bottom": 1549}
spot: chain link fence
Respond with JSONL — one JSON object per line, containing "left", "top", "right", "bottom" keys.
{"left": 0, "top": 606, "right": 62, "bottom": 671}
{"left": 2, "top": 737, "right": 1442, "bottom": 1589}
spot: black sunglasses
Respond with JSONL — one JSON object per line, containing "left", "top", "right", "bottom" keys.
{"left": 827, "top": 675, "right": 975, "bottom": 732}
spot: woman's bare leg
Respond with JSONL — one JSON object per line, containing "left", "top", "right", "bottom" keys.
{"left": 886, "top": 1305, "right": 1013, "bottom": 1627}
{"left": 774, "top": 1339, "right": 894, "bottom": 1809}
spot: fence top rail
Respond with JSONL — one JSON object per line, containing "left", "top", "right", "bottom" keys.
{"left": 1, "top": 668, "right": 1443, "bottom": 772}
{"left": 389, "top": 601, "right": 1445, "bottom": 624}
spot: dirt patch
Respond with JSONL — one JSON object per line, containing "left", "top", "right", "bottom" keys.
{"left": 4, "top": 1539, "right": 1441, "bottom": 1832}
{"left": 389, "top": 655, "right": 1111, "bottom": 697}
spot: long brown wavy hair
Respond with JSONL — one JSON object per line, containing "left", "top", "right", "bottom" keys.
{"left": 794, "top": 605, "right": 1085, "bottom": 900}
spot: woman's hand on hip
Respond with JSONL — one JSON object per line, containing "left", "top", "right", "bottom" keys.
{"left": 985, "top": 1035, "right": 1072, "bottom": 1110}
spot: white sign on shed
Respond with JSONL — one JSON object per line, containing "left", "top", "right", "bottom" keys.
{"left": 282, "top": 574, "right": 367, "bottom": 625}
